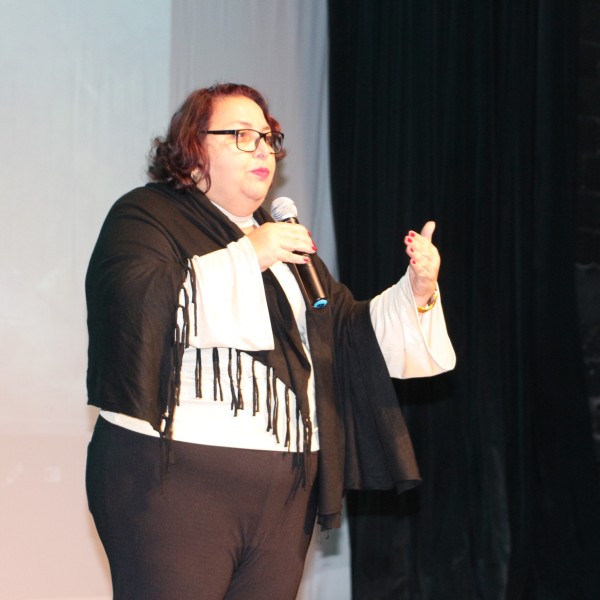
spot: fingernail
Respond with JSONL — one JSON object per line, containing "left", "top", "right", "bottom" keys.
{"left": 409, "top": 231, "right": 416, "bottom": 237}
{"left": 312, "top": 243, "right": 317, "bottom": 252}
{"left": 411, "top": 259, "right": 416, "bottom": 264}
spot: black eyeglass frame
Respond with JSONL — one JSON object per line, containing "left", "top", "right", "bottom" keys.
{"left": 203, "top": 129, "right": 285, "bottom": 154}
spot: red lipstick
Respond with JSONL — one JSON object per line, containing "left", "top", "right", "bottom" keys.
{"left": 252, "top": 168, "right": 270, "bottom": 179}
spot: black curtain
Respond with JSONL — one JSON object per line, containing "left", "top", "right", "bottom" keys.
{"left": 328, "top": 1, "right": 600, "bottom": 599}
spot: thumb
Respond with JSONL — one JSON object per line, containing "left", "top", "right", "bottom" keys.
{"left": 420, "top": 220, "right": 436, "bottom": 241}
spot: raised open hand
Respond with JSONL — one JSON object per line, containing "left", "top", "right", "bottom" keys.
{"left": 404, "top": 221, "right": 440, "bottom": 307}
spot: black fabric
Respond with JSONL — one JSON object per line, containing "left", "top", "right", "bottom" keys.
{"left": 85, "top": 182, "right": 421, "bottom": 530}
{"left": 329, "top": 0, "right": 600, "bottom": 598}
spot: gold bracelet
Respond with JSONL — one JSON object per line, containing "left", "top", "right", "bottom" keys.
{"left": 417, "top": 290, "right": 439, "bottom": 313}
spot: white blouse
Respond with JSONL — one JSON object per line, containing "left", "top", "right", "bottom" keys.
{"left": 102, "top": 218, "right": 456, "bottom": 451}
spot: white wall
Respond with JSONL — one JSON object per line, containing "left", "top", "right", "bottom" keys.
{"left": 0, "top": 1, "right": 347, "bottom": 598}
{"left": 169, "top": 0, "right": 338, "bottom": 269}
{"left": 0, "top": 1, "right": 171, "bottom": 598}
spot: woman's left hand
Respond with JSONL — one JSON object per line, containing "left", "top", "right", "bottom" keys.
{"left": 404, "top": 221, "right": 440, "bottom": 307}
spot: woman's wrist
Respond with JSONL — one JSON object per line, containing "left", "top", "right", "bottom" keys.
{"left": 416, "top": 290, "right": 439, "bottom": 313}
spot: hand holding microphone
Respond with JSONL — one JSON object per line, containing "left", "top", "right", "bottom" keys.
{"left": 246, "top": 197, "right": 328, "bottom": 308}
{"left": 246, "top": 221, "right": 316, "bottom": 271}
{"left": 270, "top": 197, "right": 328, "bottom": 309}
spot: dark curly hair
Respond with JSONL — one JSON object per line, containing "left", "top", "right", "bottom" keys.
{"left": 147, "top": 83, "right": 286, "bottom": 192}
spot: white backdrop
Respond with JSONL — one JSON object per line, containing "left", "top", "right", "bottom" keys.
{"left": 0, "top": 1, "right": 348, "bottom": 598}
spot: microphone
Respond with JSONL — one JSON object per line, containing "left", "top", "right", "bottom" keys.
{"left": 270, "top": 197, "right": 328, "bottom": 309}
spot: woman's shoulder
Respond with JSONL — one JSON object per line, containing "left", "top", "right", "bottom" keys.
{"left": 112, "top": 182, "right": 183, "bottom": 211}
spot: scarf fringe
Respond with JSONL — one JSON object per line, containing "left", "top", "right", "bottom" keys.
{"left": 195, "top": 349, "right": 202, "bottom": 398}
{"left": 194, "top": 347, "right": 311, "bottom": 459}
{"left": 167, "top": 260, "right": 313, "bottom": 482}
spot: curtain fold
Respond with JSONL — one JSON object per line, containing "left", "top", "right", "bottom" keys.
{"left": 328, "top": 1, "right": 600, "bottom": 598}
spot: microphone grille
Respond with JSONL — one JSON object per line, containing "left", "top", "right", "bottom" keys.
{"left": 270, "top": 196, "right": 298, "bottom": 222}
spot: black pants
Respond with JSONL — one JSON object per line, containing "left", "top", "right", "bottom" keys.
{"left": 86, "top": 416, "right": 318, "bottom": 600}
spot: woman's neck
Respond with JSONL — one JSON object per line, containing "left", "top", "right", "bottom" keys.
{"left": 211, "top": 201, "right": 256, "bottom": 231}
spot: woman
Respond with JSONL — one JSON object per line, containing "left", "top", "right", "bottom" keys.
{"left": 85, "top": 83, "right": 455, "bottom": 600}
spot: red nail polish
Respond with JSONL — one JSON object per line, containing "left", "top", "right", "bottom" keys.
{"left": 409, "top": 231, "right": 416, "bottom": 237}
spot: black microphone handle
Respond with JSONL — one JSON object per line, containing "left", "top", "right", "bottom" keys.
{"left": 283, "top": 216, "right": 328, "bottom": 309}
{"left": 296, "top": 257, "right": 328, "bottom": 309}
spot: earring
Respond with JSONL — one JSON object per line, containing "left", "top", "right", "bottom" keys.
{"left": 191, "top": 169, "right": 200, "bottom": 183}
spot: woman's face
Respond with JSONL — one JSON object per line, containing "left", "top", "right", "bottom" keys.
{"left": 202, "top": 95, "right": 277, "bottom": 216}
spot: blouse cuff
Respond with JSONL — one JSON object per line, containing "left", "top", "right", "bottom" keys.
{"left": 183, "top": 237, "right": 275, "bottom": 351}
{"left": 369, "top": 267, "right": 456, "bottom": 378}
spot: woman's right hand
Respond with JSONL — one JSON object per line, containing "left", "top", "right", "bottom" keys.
{"left": 246, "top": 222, "right": 316, "bottom": 272}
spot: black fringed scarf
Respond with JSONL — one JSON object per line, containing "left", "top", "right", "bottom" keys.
{"left": 86, "top": 183, "right": 421, "bottom": 529}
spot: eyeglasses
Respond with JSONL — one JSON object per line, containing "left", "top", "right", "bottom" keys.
{"left": 203, "top": 129, "right": 284, "bottom": 154}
